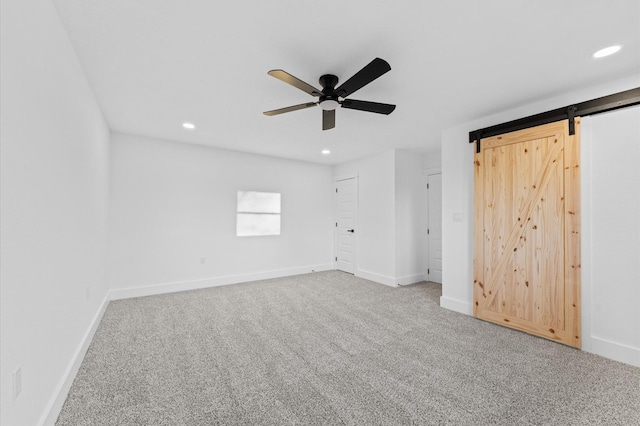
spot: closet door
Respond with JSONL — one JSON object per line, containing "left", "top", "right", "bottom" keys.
{"left": 473, "top": 119, "right": 581, "bottom": 348}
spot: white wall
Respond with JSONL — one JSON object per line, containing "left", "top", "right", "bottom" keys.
{"left": 440, "top": 74, "right": 640, "bottom": 365}
{"left": 333, "top": 149, "right": 426, "bottom": 286}
{"left": 108, "top": 133, "right": 334, "bottom": 297}
{"left": 395, "top": 150, "right": 425, "bottom": 284}
{"left": 581, "top": 106, "right": 640, "bottom": 366}
{"left": 423, "top": 150, "right": 442, "bottom": 171}
{"left": 0, "top": 0, "right": 111, "bottom": 424}
{"left": 440, "top": 133, "right": 474, "bottom": 313}
{"left": 334, "top": 150, "right": 396, "bottom": 285}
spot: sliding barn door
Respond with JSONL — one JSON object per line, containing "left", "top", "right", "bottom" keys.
{"left": 473, "top": 119, "right": 581, "bottom": 348}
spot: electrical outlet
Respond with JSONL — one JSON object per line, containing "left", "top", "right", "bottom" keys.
{"left": 13, "top": 367, "right": 22, "bottom": 401}
{"left": 200, "top": 257, "right": 205, "bottom": 264}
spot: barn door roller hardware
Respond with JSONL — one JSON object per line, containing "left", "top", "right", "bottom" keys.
{"left": 567, "top": 105, "right": 578, "bottom": 135}
{"left": 469, "top": 87, "right": 640, "bottom": 152}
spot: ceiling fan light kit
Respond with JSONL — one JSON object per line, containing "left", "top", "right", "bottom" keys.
{"left": 319, "top": 98, "right": 340, "bottom": 111}
{"left": 264, "top": 58, "right": 396, "bottom": 130}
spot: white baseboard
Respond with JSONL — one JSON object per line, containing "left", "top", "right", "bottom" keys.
{"left": 397, "top": 274, "right": 425, "bottom": 286}
{"left": 109, "top": 264, "right": 335, "bottom": 300}
{"left": 356, "top": 269, "right": 397, "bottom": 287}
{"left": 439, "top": 295, "right": 473, "bottom": 315}
{"left": 356, "top": 271, "right": 424, "bottom": 287}
{"left": 586, "top": 336, "right": 640, "bottom": 367}
{"left": 40, "top": 293, "right": 110, "bottom": 426}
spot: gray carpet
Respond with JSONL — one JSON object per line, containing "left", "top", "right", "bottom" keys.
{"left": 57, "top": 271, "right": 640, "bottom": 425}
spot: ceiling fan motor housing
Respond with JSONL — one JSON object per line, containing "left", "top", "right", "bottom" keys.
{"left": 319, "top": 74, "right": 340, "bottom": 110}
{"left": 319, "top": 74, "right": 339, "bottom": 91}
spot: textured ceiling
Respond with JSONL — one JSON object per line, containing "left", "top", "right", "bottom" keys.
{"left": 52, "top": 0, "right": 640, "bottom": 164}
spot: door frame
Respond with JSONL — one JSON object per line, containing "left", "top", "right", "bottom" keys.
{"left": 334, "top": 175, "right": 358, "bottom": 273}
{"left": 424, "top": 167, "right": 442, "bottom": 282}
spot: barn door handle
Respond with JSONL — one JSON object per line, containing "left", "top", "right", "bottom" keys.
{"left": 347, "top": 229, "right": 355, "bottom": 233}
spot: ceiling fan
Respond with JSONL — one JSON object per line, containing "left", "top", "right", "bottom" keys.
{"left": 263, "top": 58, "right": 396, "bottom": 130}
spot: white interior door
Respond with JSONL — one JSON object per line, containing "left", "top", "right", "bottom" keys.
{"left": 335, "top": 178, "right": 356, "bottom": 274}
{"left": 427, "top": 173, "right": 442, "bottom": 283}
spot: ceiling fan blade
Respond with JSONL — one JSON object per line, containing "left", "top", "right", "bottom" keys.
{"left": 322, "top": 109, "right": 335, "bottom": 130}
{"left": 341, "top": 99, "right": 396, "bottom": 115}
{"left": 267, "top": 70, "right": 322, "bottom": 97}
{"left": 263, "top": 102, "right": 317, "bottom": 116}
{"left": 334, "top": 58, "right": 391, "bottom": 98}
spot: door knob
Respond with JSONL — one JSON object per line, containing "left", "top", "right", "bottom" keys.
{"left": 347, "top": 229, "right": 355, "bottom": 233}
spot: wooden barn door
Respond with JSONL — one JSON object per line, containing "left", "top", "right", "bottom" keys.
{"left": 473, "top": 119, "right": 581, "bottom": 348}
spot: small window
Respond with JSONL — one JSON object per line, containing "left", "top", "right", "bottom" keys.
{"left": 236, "top": 191, "right": 281, "bottom": 236}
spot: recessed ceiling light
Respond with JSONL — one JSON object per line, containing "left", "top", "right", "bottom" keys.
{"left": 593, "top": 45, "right": 622, "bottom": 58}
{"left": 321, "top": 149, "right": 331, "bottom": 155}
{"left": 182, "top": 122, "right": 195, "bottom": 129}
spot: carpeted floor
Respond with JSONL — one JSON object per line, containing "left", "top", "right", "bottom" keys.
{"left": 57, "top": 271, "right": 640, "bottom": 425}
